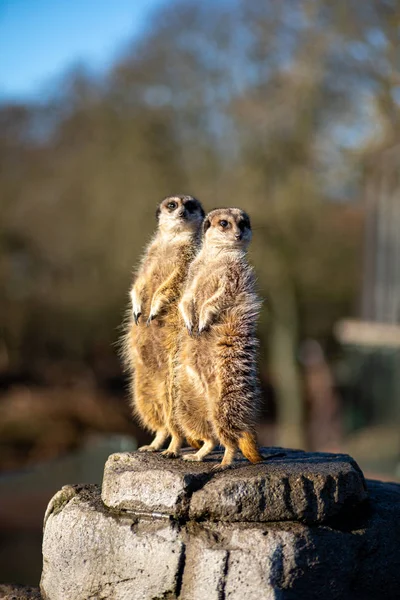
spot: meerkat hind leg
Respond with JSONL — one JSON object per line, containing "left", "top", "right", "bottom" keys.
{"left": 139, "top": 428, "right": 169, "bottom": 452}
{"left": 161, "top": 434, "right": 183, "bottom": 458}
{"left": 211, "top": 444, "right": 237, "bottom": 472}
{"left": 183, "top": 439, "right": 217, "bottom": 462}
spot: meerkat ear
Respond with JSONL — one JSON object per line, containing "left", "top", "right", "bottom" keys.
{"left": 199, "top": 206, "right": 205, "bottom": 219}
{"left": 203, "top": 216, "right": 211, "bottom": 234}
{"left": 156, "top": 205, "right": 161, "bottom": 220}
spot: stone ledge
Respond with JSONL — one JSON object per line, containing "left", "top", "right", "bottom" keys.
{"left": 40, "top": 480, "right": 400, "bottom": 600}
{"left": 101, "top": 448, "right": 368, "bottom": 524}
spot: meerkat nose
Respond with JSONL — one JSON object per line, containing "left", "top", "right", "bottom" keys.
{"left": 235, "top": 232, "right": 242, "bottom": 240}
{"left": 178, "top": 208, "right": 186, "bottom": 217}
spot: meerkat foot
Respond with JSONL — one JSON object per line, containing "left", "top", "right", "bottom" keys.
{"left": 183, "top": 453, "right": 204, "bottom": 462}
{"left": 161, "top": 435, "right": 182, "bottom": 459}
{"left": 161, "top": 450, "right": 180, "bottom": 458}
{"left": 138, "top": 444, "right": 159, "bottom": 452}
{"left": 212, "top": 445, "right": 236, "bottom": 471}
{"left": 183, "top": 439, "right": 216, "bottom": 462}
{"left": 139, "top": 429, "right": 168, "bottom": 452}
{"left": 211, "top": 463, "right": 232, "bottom": 472}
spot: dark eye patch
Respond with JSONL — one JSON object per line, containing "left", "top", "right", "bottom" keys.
{"left": 241, "top": 215, "right": 251, "bottom": 230}
{"left": 238, "top": 220, "right": 247, "bottom": 232}
{"left": 185, "top": 200, "right": 196, "bottom": 213}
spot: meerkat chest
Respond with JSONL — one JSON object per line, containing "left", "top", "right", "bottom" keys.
{"left": 147, "top": 244, "right": 190, "bottom": 291}
{"left": 192, "top": 265, "right": 227, "bottom": 305}
{"left": 192, "top": 260, "right": 247, "bottom": 310}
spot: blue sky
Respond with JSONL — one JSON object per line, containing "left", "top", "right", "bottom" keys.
{"left": 0, "top": 0, "right": 165, "bottom": 100}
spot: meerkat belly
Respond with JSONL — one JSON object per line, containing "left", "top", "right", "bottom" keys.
{"left": 177, "top": 338, "right": 216, "bottom": 440}
{"left": 182, "top": 334, "right": 218, "bottom": 402}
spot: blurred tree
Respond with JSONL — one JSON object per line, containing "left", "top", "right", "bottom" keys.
{"left": 1, "top": 0, "right": 397, "bottom": 447}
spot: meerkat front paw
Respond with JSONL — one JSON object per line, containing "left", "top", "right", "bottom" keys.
{"left": 147, "top": 294, "right": 165, "bottom": 325}
{"left": 179, "top": 298, "right": 195, "bottom": 335}
{"left": 130, "top": 288, "right": 142, "bottom": 325}
{"left": 198, "top": 312, "right": 212, "bottom": 335}
{"left": 185, "top": 321, "right": 194, "bottom": 336}
{"left": 181, "top": 311, "right": 194, "bottom": 335}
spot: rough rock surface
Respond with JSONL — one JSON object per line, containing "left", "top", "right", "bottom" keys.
{"left": 102, "top": 448, "right": 367, "bottom": 523}
{"left": 41, "top": 484, "right": 184, "bottom": 600}
{"left": 0, "top": 584, "right": 41, "bottom": 600}
{"left": 40, "top": 477, "right": 400, "bottom": 600}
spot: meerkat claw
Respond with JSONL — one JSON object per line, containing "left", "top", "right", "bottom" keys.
{"left": 146, "top": 315, "right": 155, "bottom": 326}
{"left": 197, "top": 319, "right": 209, "bottom": 335}
{"left": 161, "top": 450, "right": 180, "bottom": 459}
{"left": 134, "top": 312, "right": 141, "bottom": 325}
{"left": 211, "top": 463, "right": 231, "bottom": 472}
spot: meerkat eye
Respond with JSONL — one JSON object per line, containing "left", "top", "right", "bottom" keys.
{"left": 219, "top": 220, "right": 229, "bottom": 228}
{"left": 167, "top": 201, "right": 178, "bottom": 210}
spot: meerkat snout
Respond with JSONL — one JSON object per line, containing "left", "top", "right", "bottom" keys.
{"left": 203, "top": 207, "right": 252, "bottom": 248}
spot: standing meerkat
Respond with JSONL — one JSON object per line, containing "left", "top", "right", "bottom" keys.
{"left": 122, "top": 195, "right": 205, "bottom": 457}
{"left": 176, "top": 207, "right": 263, "bottom": 469}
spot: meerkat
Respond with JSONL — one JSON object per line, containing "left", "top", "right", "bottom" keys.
{"left": 122, "top": 195, "right": 205, "bottom": 457}
{"left": 176, "top": 207, "right": 263, "bottom": 470}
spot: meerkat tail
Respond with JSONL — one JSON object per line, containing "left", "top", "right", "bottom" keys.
{"left": 186, "top": 436, "right": 202, "bottom": 450}
{"left": 238, "top": 432, "right": 263, "bottom": 464}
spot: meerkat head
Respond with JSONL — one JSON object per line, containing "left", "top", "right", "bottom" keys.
{"left": 202, "top": 208, "right": 252, "bottom": 250}
{"left": 156, "top": 195, "right": 205, "bottom": 236}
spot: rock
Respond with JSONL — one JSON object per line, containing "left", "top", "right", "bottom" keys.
{"left": 40, "top": 484, "right": 185, "bottom": 600}
{"left": 180, "top": 521, "right": 361, "bottom": 600}
{"left": 0, "top": 584, "right": 41, "bottom": 600}
{"left": 40, "top": 478, "right": 400, "bottom": 600}
{"left": 350, "top": 479, "right": 400, "bottom": 600}
{"left": 101, "top": 451, "right": 209, "bottom": 519}
{"left": 102, "top": 448, "right": 367, "bottom": 524}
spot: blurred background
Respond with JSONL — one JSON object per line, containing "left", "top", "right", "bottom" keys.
{"left": 1, "top": 0, "right": 400, "bottom": 586}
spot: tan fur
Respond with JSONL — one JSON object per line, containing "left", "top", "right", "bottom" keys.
{"left": 121, "top": 195, "right": 204, "bottom": 456}
{"left": 238, "top": 432, "right": 263, "bottom": 464}
{"left": 176, "top": 208, "right": 263, "bottom": 469}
